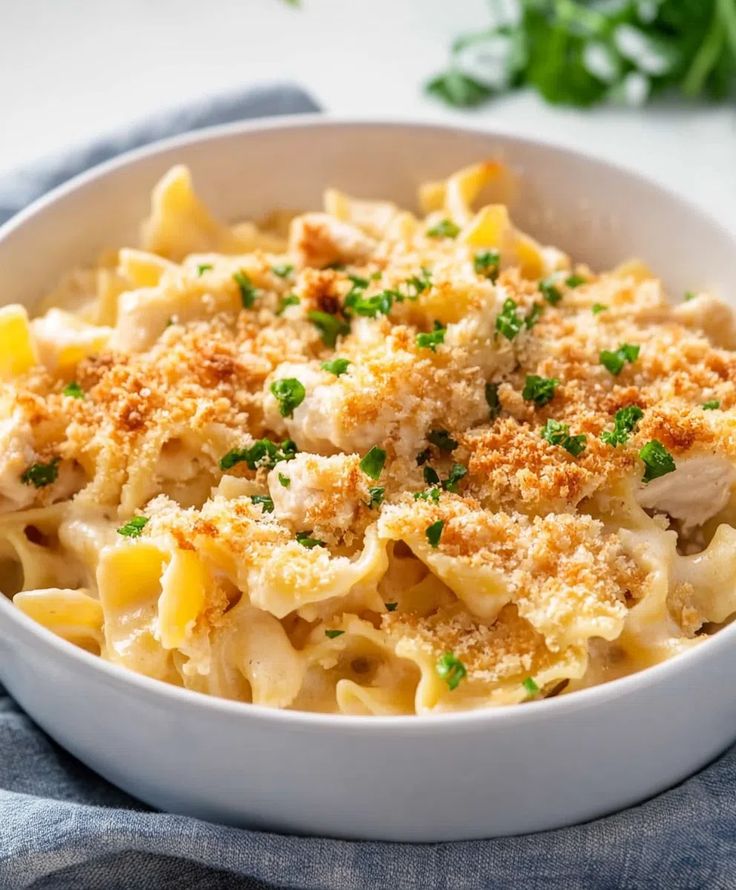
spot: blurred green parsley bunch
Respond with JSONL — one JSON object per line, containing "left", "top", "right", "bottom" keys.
{"left": 427, "top": 0, "right": 736, "bottom": 107}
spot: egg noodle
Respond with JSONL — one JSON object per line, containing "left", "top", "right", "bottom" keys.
{"left": 3, "top": 161, "right": 736, "bottom": 714}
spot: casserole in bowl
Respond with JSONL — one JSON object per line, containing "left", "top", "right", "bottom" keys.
{"left": 0, "top": 118, "right": 735, "bottom": 840}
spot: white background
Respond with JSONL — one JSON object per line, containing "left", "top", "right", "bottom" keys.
{"left": 2, "top": 0, "right": 735, "bottom": 230}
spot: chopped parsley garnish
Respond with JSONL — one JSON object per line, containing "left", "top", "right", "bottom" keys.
{"left": 347, "top": 290, "right": 394, "bottom": 318}
{"left": 640, "top": 440, "right": 676, "bottom": 483}
{"left": 495, "top": 298, "right": 523, "bottom": 340}
{"left": 565, "top": 274, "right": 586, "bottom": 288}
{"left": 416, "top": 447, "right": 431, "bottom": 466}
{"left": 522, "top": 374, "right": 559, "bottom": 406}
{"left": 404, "top": 267, "right": 433, "bottom": 297}
{"left": 414, "top": 487, "right": 441, "bottom": 503}
{"left": 703, "top": 400, "right": 720, "bottom": 410}
{"left": 539, "top": 276, "right": 562, "bottom": 305}
{"left": 592, "top": 303, "right": 608, "bottom": 315}
{"left": 271, "top": 263, "right": 294, "bottom": 279}
{"left": 426, "top": 218, "right": 460, "bottom": 239}
{"left": 278, "top": 473, "right": 291, "bottom": 487}
{"left": 270, "top": 378, "right": 306, "bottom": 418}
{"left": 600, "top": 405, "right": 644, "bottom": 447}
{"left": 684, "top": 291, "right": 697, "bottom": 302}
{"left": 474, "top": 249, "right": 500, "bottom": 280}
{"left": 196, "top": 263, "right": 213, "bottom": 276}
{"left": 540, "top": 419, "right": 587, "bottom": 456}
{"left": 233, "top": 270, "right": 257, "bottom": 308}
{"left": 220, "top": 438, "right": 297, "bottom": 471}
{"left": 296, "top": 531, "right": 326, "bottom": 549}
{"left": 276, "top": 293, "right": 300, "bottom": 315}
{"left": 20, "top": 458, "right": 59, "bottom": 488}
{"left": 436, "top": 652, "right": 466, "bottom": 690}
{"left": 525, "top": 302, "right": 544, "bottom": 330}
{"left": 367, "top": 486, "right": 385, "bottom": 508}
{"left": 443, "top": 463, "right": 467, "bottom": 493}
{"left": 600, "top": 343, "right": 640, "bottom": 376}
{"left": 307, "top": 310, "right": 350, "bottom": 348}
{"left": 347, "top": 273, "right": 370, "bottom": 289}
{"left": 416, "top": 321, "right": 446, "bottom": 352}
{"left": 425, "top": 519, "right": 445, "bottom": 548}
{"left": 385, "top": 601, "right": 398, "bottom": 612}
{"left": 325, "top": 629, "right": 344, "bottom": 639}
{"left": 251, "top": 495, "right": 274, "bottom": 513}
{"left": 62, "top": 381, "right": 85, "bottom": 399}
{"left": 423, "top": 465, "right": 441, "bottom": 486}
{"left": 321, "top": 357, "right": 351, "bottom": 377}
{"left": 116, "top": 516, "right": 148, "bottom": 538}
{"left": 360, "top": 446, "right": 386, "bottom": 480}
{"left": 522, "top": 676, "right": 540, "bottom": 695}
{"left": 485, "top": 382, "right": 501, "bottom": 419}
{"left": 428, "top": 429, "right": 458, "bottom": 452}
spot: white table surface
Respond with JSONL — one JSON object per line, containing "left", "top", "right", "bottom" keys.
{"left": 2, "top": 0, "right": 735, "bottom": 231}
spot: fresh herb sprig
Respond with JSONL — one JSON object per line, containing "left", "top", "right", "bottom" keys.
{"left": 427, "top": 1, "right": 736, "bottom": 110}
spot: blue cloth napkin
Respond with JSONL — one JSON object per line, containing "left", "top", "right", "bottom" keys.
{"left": 1, "top": 84, "right": 735, "bottom": 890}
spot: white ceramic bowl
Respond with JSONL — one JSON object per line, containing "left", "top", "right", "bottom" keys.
{"left": 1, "top": 118, "right": 736, "bottom": 843}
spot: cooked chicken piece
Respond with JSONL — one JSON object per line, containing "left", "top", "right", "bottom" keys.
{"left": 289, "top": 213, "right": 376, "bottom": 269}
{"left": 636, "top": 454, "right": 736, "bottom": 530}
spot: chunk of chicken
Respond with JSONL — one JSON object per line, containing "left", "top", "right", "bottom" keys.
{"left": 289, "top": 213, "right": 376, "bottom": 269}
{"left": 636, "top": 454, "right": 736, "bottom": 530}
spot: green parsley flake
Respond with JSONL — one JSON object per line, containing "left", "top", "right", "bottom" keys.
{"left": 416, "top": 321, "right": 446, "bottom": 352}
{"left": 522, "top": 676, "right": 540, "bottom": 695}
{"left": 495, "top": 299, "right": 523, "bottom": 340}
{"left": 539, "top": 276, "right": 562, "bottom": 305}
{"left": 522, "top": 374, "right": 559, "bottom": 406}
{"left": 474, "top": 249, "right": 500, "bottom": 280}
{"left": 196, "top": 263, "right": 213, "bottom": 276}
{"left": 251, "top": 495, "right": 274, "bottom": 514}
{"left": 600, "top": 405, "right": 644, "bottom": 447}
{"left": 367, "top": 486, "right": 385, "bottom": 508}
{"left": 233, "top": 270, "right": 257, "bottom": 308}
{"left": 703, "top": 400, "right": 720, "bottom": 410}
{"left": 684, "top": 291, "right": 697, "bottom": 302}
{"left": 565, "top": 274, "right": 586, "bottom": 288}
{"left": 278, "top": 472, "right": 291, "bottom": 488}
{"left": 427, "top": 218, "right": 460, "bottom": 239}
{"left": 525, "top": 302, "right": 544, "bottom": 330}
{"left": 296, "top": 531, "right": 326, "bottom": 549}
{"left": 20, "top": 458, "right": 59, "bottom": 488}
{"left": 600, "top": 343, "right": 640, "bottom": 376}
{"left": 423, "top": 465, "right": 440, "bottom": 486}
{"left": 220, "top": 438, "right": 297, "bottom": 471}
{"left": 62, "top": 381, "right": 85, "bottom": 399}
{"left": 270, "top": 378, "right": 306, "bottom": 418}
{"left": 307, "top": 310, "right": 350, "bottom": 348}
{"left": 425, "top": 519, "right": 445, "bottom": 548}
{"left": 360, "top": 446, "right": 387, "bottom": 480}
{"left": 640, "top": 440, "right": 676, "bottom": 483}
{"left": 443, "top": 463, "right": 467, "bottom": 493}
{"left": 271, "top": 263, "right": 294, "bottom": 278}
{"left": 276, "top": 294, "right": 300, "bottom": 315}
{"left": 485, "top": 382, "right": 501, "bottom": 420}
{"left": 404, "top": 267, "right": 432, "bottom": 297}
{"left": 540, "top": 419, "right": 587, "bottom": 457}
{"left": 117, "top": 516, "right": 148, "bottom": 538}
{"left": 436, "top": 652, "right": 466, "bottom": 690}
{"left": 321, "top": 357, "right": 351, "bottom": 377}
{"left": 325, "top": 629, "right": 344, "bottom": 639}
{"left": 428, "top": 429, "right": 458, "bottom": 452}
{"left": 414, "top": 487, "right": 441, "bottom": 503}
{"left": 347, "top": 290, "right": 394, "bottom": 318}
{"left": 591, "top": 303, "right": 608, "bottom": 315}
{"left": 385, "top": 601, "right": 398, "bottom": 612}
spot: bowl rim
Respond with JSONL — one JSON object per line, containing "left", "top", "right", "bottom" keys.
{"left": 2, "top": 113, "right": 735, "bottom": 731}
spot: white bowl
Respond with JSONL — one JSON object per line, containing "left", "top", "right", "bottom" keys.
{"left": 1, "top": 118, "right": 736, "bottom": 843}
